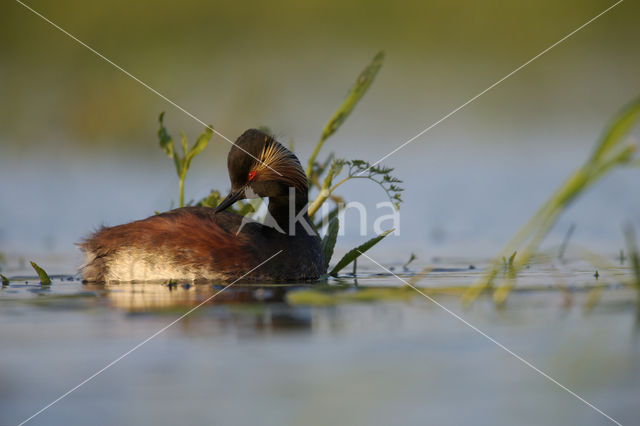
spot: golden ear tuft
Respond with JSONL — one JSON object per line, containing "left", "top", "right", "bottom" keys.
{"left": 253, "top": 141, "right": 307, "bottom": 192}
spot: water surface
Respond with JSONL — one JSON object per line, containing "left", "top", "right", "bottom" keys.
{"left": 1, "top": 259, "right": 638, "bottom": 426}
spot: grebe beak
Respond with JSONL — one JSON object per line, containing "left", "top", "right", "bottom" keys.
{"left": 214, "top": 189, "right": 245, "bottom": 213}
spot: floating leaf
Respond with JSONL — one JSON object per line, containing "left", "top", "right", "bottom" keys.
{"left": 286, "top": 289, "right": 337, "bottom": 305}
{"left": 286, "top": 287, "right": 413, "bottom": 306}
{"left": 30, "top": 261, "right": 51, "bottom": 286}
{"left": 321, "top": 218, "right": 340, "bottom": 270}
{"left": 330, "top": 229, "right": 393, "bottom": 276}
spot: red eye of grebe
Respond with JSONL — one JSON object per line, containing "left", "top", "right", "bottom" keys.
{"left": 247, "top": 170, "right": 256, "bottom": 181}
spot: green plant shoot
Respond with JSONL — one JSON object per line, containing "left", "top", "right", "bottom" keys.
{"left": 402, "top": 253, "right": 417, "bottom": 270}
{"left": 330, "top": 229, "right": 393, "bottom": 276}
{"left": 305, "top": 51, "right": 385, "bottom": 179}
{"left": 158, "top": 112, "right": 213, "bottom": 207}
{"left": 30, "top": 261, "right": 51, "bottom": 286}
{"left": 308, "top": 159, "right": 403, "bottom": 218}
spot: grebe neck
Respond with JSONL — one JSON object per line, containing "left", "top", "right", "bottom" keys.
{"left": 267, "top": 191, "right": 316, "bottom": 236}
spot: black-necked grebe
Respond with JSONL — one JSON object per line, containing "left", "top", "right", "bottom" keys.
{"left": 79, "top": 129, "right": 325, "bottom": 282}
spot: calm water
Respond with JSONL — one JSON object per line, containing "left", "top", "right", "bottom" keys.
{"left": 1, "top": 259, "right": 638, "bottom": 426}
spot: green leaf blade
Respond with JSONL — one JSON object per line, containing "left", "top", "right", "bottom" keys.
{"left": 174, "top": 156, "right": 183, "bottom": 177}
{"left": 180, "top": 132, "right": 188, "bottom": 157}
{"left": 320, "top": 51, "right": 385, "bottom": 142}
{"left": 30, "top": 261, "right": 51, "bottom": 286}
{"left": 591, "top": 95, "right": 640, "bottom": 162}
{"left": 321, "top": 218, "right": 340, "bottom": 270}
{"left": 306, "top": 51, "right": 385, "bottom": 177}
{"left": 330, "top": 229, "right": 393, "bottom": 276}
{"left": 185, "top": 126, "right": 213, "bottom": 170}
{"left": 157, "top": 112, "right": 174, "bottom": 159}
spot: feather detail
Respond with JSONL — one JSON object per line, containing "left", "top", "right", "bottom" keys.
{"left": 253, "top": 140, "right": 307, "bottom": 193}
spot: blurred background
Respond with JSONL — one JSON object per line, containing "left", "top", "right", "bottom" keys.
{"left": 1, "top": 0, "right": 640, "bottom": 270}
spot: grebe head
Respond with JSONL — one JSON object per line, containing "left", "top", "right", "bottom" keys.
{"left": 215, "top": 129, "right": 308, "bottom": 213}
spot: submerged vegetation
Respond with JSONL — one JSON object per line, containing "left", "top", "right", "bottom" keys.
{"left": 156, "top": 51, "right": 401, "bottom": 276}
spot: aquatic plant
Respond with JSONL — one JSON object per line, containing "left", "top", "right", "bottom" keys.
{"left": 320, "top": 218, "right": 340, "bottom": 271}
{"left": 157, "top": 112, "right": 213, "bottom": 207}
{"left": 287, "top": 285, "right": 414, "bottom": 306}
{"left": 462, "top": 95, "right": 640, "bottom": 306}
{"left": 307, "top": 159, "right": 403, "bottom": 217}
{"left": 305, "top": 51, "right": 385, "bottom": 179}
{"left": 623, "top": 224, "right": 640, "bottom": 297}
{"left": 327, "top": 230, "right": 392, "bottom": 276}
{"left": 30, "top": 261, "right": 51, "bottom": 286}
{"left": 402, "top": 253, "right": 417, "bottom": 271}
{"left": 303, "top": 51, "right": 400, "bottom": 273}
